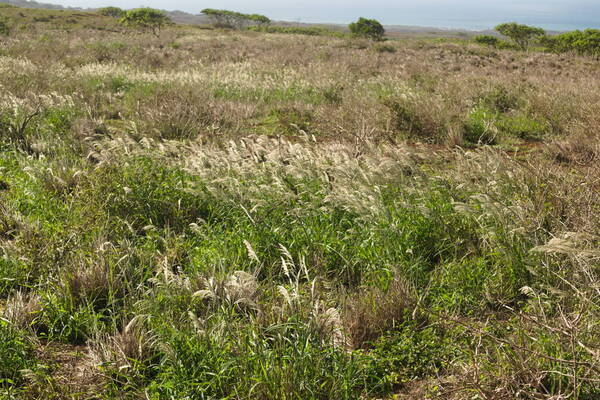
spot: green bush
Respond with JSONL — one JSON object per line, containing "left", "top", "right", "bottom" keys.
{"left": 474, "top": 35, "right": 500, "bottom": 47}
{"left": 120, "top": 8, "right": 171, "bottom": 36}
{"left": 98, "top": 6, "right": 125, "bottom": 18}
{"left": 349, "top": 17, "right": 385, "bottom": 41}
{"left": 544, "top": 29, "right": 600, "bottom": 58}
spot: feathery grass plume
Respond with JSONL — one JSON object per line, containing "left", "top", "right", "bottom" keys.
{"left": 3, "top": 292, "right": 42, "bottom": 330}
{"left": 89, "top": 316, "right": 159, "bottom": 383}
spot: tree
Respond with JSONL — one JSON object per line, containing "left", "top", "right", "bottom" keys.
{"left": 120, "top": 8, "right": 171, "bottom": 36}
{"left": 495, "top": 22, "right": 545, "bottom": 51}
{"left": 98, "top": 6, "right": 125, "bottom": 18}
{"left": 201, "top": 9, "right": 270, "bottom": 30}
{"left": 349, "top": 17, "right": 385, "bottom": 41}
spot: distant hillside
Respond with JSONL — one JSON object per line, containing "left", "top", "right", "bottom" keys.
{"left": 0, "top": 0, "right": 71, "bottom": 9}
{"left": 0, "top": 0, "right": 212, "bottom": 25}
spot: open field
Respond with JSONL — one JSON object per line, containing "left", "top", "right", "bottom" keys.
{"left": 1, "top": 6, "right": 600, "bottom": 400}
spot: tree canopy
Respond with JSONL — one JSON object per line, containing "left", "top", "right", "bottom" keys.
{"left": 120, "top": 8, "right": 171, "bottom": 36}
{"left": 201, "top": 9, "right": 271, "bottom": 29}
{"left": 349, "top": 17, "right": 385, "bottom": 41}
{"left": 98, "top": 6, "right": 125, "bottom": 18}
{"left": 495, "top": 22, "right": 545, "bottom": 51}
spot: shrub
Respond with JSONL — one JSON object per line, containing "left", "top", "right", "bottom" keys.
{"left": 544, "top": 29, "right": 600, "bottom": 58}
{"left": 120, "top": 8, "right": 171, "bottom": 36}
{"left": 474, "top": 35, "right": 499, "bottom": 47}
{"left": 98, "top": 6, "right": 124, "bottom": 18}
{"left": 495, "top": 22, "right": 545, "bottom": 50}
{"left": 349, "top": 17, "right": 385, "bottom": 41}
{"left": 201, "top": 9, "right": 270, "bottom": 29}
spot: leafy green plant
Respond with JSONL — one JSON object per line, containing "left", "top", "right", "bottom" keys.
{"left": 349, "top": 17, "right": 385, "bottom": 41}
{"left": 363, "top": 322, "right": 459, "bottom": 393}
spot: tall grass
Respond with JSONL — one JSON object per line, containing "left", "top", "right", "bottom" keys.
{"left": 0, "top": 9, "right": 599, "bottom": 399}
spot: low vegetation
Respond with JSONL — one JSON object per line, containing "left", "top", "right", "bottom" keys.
{"left": 0, "top": 4, "right": 599, "bottom": 400}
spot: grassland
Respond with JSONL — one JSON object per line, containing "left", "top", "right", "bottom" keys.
{"left": 0, "top": 5, "right": 599, "bottom": 400}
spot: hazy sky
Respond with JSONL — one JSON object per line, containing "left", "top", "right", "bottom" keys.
{"left": 50, "top": 0, "right": 600, "bottom": 30}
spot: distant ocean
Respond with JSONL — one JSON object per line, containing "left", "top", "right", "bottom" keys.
{"left": 300, "top": 16, "right": 600, "bottom": 32}
{"left": 269, "top": 9, "right": 600, "bottom": 32}
{"left": 376, "top": 17, "right": 599, "bottom": 32}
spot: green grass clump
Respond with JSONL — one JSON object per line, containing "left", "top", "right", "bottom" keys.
{"left": 0, "top": 320, "right": 36, "bottom": 388}
{"left": 81, "top": 157, "right": 218, "bottom": 234}
{"left": 463, "top": 106, "right": 498, "bottom": 144}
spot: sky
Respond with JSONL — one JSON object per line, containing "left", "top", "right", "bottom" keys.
{"left": 50, "top": 0, "right": 600, "bottom": 31}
